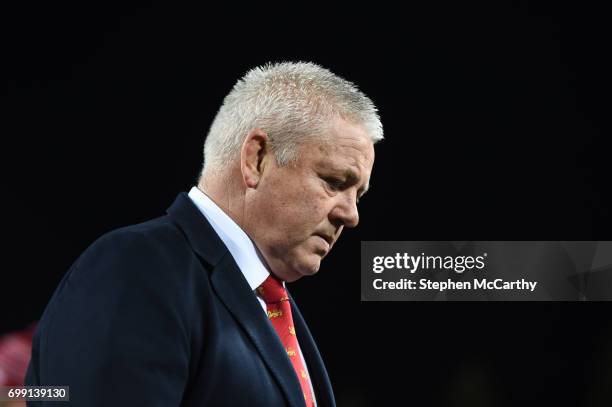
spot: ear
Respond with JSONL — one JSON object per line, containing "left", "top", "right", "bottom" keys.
{"left": 240, "top": 128, "right": 270, "bottom": 188}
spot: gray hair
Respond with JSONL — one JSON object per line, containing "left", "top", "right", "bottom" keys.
{"left": 201, "top": 61, "right": 383, "bottom": 174}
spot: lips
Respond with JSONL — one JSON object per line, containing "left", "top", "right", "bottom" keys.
{"left": 315, "top": 233, "right": 334, "bottom": 247}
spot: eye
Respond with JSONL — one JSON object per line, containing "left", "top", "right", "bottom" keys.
{"left": 323, "top": 177, "right": 344, "bottom": 191}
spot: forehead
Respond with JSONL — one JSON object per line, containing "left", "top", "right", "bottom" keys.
{"left": 300, "top": 118, "right": 375, "bottom": 173}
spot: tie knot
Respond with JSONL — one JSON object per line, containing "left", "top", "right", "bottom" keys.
{"left": 258, "top": 275, "right": 289, "bottom": 304}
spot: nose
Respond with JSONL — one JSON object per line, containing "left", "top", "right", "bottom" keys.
{"left": 329, "top": 192, "right": 360, "bottom": 229}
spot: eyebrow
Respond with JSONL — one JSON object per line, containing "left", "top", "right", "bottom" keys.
{"left": 342, "top": 169, "right": 370, "bottom": 198}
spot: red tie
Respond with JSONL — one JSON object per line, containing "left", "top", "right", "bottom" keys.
{"left": 258, "top": 275, "right": 315, "bottom": 407}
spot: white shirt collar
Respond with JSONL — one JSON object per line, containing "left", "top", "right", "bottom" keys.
{"left": 187, "top": 186, "right": 271, "bottom": 290}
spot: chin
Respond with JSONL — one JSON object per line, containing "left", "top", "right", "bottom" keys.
{"left": 297, "top": 257, "right": 322, "bottom": 277}
{"left": 282, "top": 257, "right": 320, "bottom": 281}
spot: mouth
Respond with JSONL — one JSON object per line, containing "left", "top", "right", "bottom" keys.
{"left": 314, "top": 233, "right": 334, "bottom": 247}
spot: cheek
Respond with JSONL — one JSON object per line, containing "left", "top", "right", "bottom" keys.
{"left": 289, "top": 183, "right": 329, "bottom": 223}
{"left": 266, "top": 182, "right": 328, "bottom": 237}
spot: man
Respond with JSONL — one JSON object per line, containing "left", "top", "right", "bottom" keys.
{"left": 26, "top": 62, "right": 383, "bottom": 406}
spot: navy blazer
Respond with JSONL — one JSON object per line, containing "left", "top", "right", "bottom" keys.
{"left": 26, "top": 193, "right": 335, "bottom": 407}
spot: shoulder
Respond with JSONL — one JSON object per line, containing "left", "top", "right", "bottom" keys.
{"left": 91, "top": 215, "right": 186, "bottom": 252}
{"left": 67, "top": 216, "right": 202, "bottom": 293}
{"left": 82, "top": 216, "right": 187, "bottom": 262}
{"left": 39, "top": 215, "right": 213, "bottom": 332}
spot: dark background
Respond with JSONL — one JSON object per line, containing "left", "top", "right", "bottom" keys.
{"left": 4, "top": 2, "right": 612, "bottom": 406}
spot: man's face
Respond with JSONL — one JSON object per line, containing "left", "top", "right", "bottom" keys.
{"left": 244, "top": 118, "right": 375, "bottom": 282}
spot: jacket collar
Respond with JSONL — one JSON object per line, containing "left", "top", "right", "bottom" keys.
{"left": 166, "top": 192, "right": 227, "bottom": 268}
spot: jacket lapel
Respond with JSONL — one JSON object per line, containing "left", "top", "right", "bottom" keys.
{"left": 212, "top": 255, "right": 307, "bottom": 407}
{"left": 167, "top": 193, "right": 306, "bottom": 407}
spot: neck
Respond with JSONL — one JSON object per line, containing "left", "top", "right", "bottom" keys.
{"left": 198, "top": 168, "right": 248, "bottom": 233}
